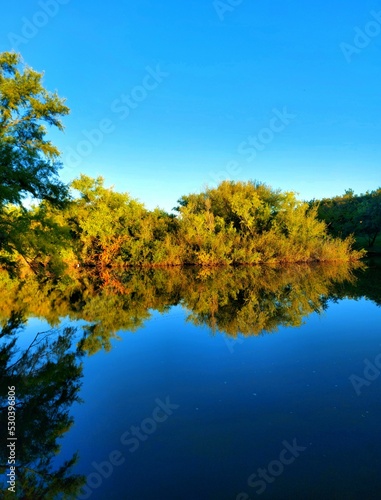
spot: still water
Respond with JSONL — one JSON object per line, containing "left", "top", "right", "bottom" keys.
{"left": 1, "top": 261, "right": 381, "bottom": 499}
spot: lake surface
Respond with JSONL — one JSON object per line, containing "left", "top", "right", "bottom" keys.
{"left": 1, "top": 261, "right": 381, "bottom": 499}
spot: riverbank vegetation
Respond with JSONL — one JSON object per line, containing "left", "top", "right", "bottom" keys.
{"left": 0, "top": 50, "right": 374, "bottom": 278}
{"left": 311, "top": 189, "right": 381, "bottom": 252}
{"left": 0, "top": 173, "right": 366, "bottom": 274}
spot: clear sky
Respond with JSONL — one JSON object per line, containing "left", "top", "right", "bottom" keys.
{"left": 1, "top": 0, "right": 380, "bottom": 211}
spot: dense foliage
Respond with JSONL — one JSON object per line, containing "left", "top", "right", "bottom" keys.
{"left": 0, "top": 51, "right": 69, "bottom": 273}
{"left": 49, "top": 176, "right": 361, "bottom": 270}
{"left": 313, "top": 188, "right": 381, "bottom": 249}
{"left": 175, "top": 180, "right": 363, "bottom": 265}
{"left": 0, "top": 50, "right": 370, "bottom": 275}
{"left": 0, "top": 52, "right": 69, "bottom": 207}
{"left": 0, "top": 174, "right": 367, "bottom": 273}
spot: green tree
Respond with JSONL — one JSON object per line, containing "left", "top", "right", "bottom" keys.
{"left": 0, "top": 51, "right": 69, "bottom": 207}
{"left": 315, "top": 188, "right": 381, "bottom": 248}
{"left": 0, "top": 51, "right": 70, "bottom": 272}
{"left": 356, "top": 190, "right": 381, "bottom": 247}
{"left": 176, "top": 181, "right": 360, "bottom": 264}
{"left": 66, "top": 175, "right": 182, "bottom": 270}
{"left": 67, "top": 175, "right": 148, "bottom": 269}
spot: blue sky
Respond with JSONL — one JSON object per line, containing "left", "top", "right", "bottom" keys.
{"left": 1, "top": 0, "right": 380, "bottom": 211}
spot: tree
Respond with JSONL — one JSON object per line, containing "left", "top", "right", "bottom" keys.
{"left": 67, "top": 175, "right": 148, "bottom": 269}
{"left": 356, "top": 190, "right": 381, "bottom": 247}
{"left": 176, "top": 181, "right": 360, "bottom": 264}
{"left": 0, "top": 51, "right": 70, "bottom": 272}
{"left": 0, "top": 51, "right": 69, "bottom": 207}
{"left": 315, "top": 188, "right": 381, "bottom": 248}
{"left": 66, "top": 175, "right": 182, "bottom": 270}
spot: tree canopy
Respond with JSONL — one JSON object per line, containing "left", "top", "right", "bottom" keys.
{"left": 0, "top": 50, "right": 370, "bottom": 275}
{"left": 0, "top": 51, "right": 70, "bottom": 271}
{"left": 175, "top": 180, "right": 362, "bottom": 265}
{"left": 313, "top": 188, "right": 381, "bottom": 248}
{"left": 56, "top": 177, "right": 363, "bottom": 270}
{"left": 0, "top": 51, "right": 69, "bottom": 207}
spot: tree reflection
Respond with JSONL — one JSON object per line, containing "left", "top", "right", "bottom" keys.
{"left": 180, "top": 263, "right": 361, "bottom": 336}
{"left": 0, "top": 319, "right": 85, "bottom": 498}
{"left": 328, "top": 257, "right": 381, "bottom": 307}
{"left": 0, "top": 260, "right": 378, "bottom": 497}
{"left": 0, "top": 261, "right": 374, "bottom": 355}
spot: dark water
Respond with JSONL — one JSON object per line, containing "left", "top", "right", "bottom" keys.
{"left": 1, "top": 261, "right": 381, "bottom": 499}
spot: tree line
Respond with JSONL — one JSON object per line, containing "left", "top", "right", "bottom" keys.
{"left": 312, "top": 189, "right": 381, "bottom": 250}
{"left": 0, "top": 51, "right": 376, "bottom": 277}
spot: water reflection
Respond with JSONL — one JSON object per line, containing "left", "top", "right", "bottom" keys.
{"left": 181, "top": 263, "right": 351, "bottom": 337}
{"left": 0, "top": 261, "right": 378, "bottom": 355}
{"left": 0, "top": 319, "right": 86, "bottom": 498}
{"left": 1, "top": 261, "right": 380, "bottom": 498}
